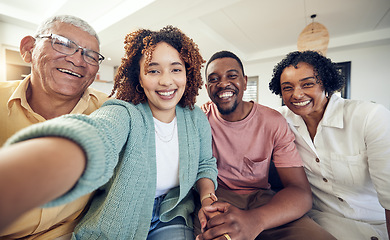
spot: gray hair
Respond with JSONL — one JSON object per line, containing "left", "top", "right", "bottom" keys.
{"left": 34, "top": 15, "right": 100, "bottom": 44}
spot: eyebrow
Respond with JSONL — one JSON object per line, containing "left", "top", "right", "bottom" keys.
{"left": 207, "top": 69, "right": 239, "bottom": 78}
{"left": 148, "top": 62, "right": 159, "bottom": 67}
{"left": 227, "top": 69, "right": 239, "bottom": 75}
{"left": 172, "top": 62, "right": 184, "bottom": 67}
{"left": 300, "top": 76, "right": 316, "bottom": 81}
{"left": 148, "top": 61, "right": 183, "bottom": 67}
{"left": 281, "top": 76, "right": 316, "bottom": 85}
{"left": 56, "top": 34, "right": 97, "bottom": 52}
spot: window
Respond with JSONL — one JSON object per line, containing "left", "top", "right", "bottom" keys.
{"left": 243, "top": 76, "right": 258, "bottom": 102}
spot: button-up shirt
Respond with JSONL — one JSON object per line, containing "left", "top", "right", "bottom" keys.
{"left": 0, "top": 76, "right": 108, "bottom": 146}
{"left": 0, "top": 76, "right": 108, "bottom": 239}
{"left": 280, "top": 94, "right": 390, "bottom": 223}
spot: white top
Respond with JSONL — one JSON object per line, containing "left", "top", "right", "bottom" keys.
{"left": 280, "top": 94, "right": 390, "bottom": 223}
{"left": 154, "top": 117, "right": 179, "bottom": 198}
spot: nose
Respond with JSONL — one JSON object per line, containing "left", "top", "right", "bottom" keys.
{"left": 216, "top": 77, "right": 230, "bottom": 88}
{"left": 65, "top": 48, "right": 87, "bottom": 67}
{"left": 159, "top": 72, "right": 174, "bottom": 86}
{"left": 292, "top": 87, "right": 304, "bottom": 99}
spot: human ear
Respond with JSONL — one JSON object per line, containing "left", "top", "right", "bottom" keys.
{"left": 243, "top": 75, "right": 248, "bottom": 91}
{"left": 20, "top": 36, "right": 35, "bottom": 63}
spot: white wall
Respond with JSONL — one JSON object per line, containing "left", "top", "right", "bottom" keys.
{"left": 0, "top": 22, "right": 34, "bottom": 82}
{"left": 0, "top": 22, "right": 33, "bottom": 46}
{"left": 90, "top": 64, "right": 115, "bottom": 95}
{"left": 196, "top": 41, "right": 390, "bottom": 110}
{"left": 98, "top": 64, "right": 115, "bottom": 82}
{"left": 327, "top": 42, "right": 390, "bottom": 109}
{"left": 0, "top": 21, "right": 116, "bottom": 85}
{"left": 2, "top": 21, "right": 389, "bottom": 110}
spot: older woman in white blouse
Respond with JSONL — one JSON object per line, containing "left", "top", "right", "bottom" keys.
{"left": 269, "top": 50, "right": 390, "bottom": 240}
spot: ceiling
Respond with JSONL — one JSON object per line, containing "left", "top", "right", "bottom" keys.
{"left": 1, "top": 0, "right": 389, "bottom": 67}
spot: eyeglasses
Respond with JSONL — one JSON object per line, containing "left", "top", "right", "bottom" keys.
{"left": 37, "top": 33, "right": 105, "bottom": 66}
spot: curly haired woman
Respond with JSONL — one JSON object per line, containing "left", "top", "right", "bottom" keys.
{"left": 0, "top": 26, "right": 217, "bottom": 240}
{"left": 269, "top": 50, "right": 390, "bottom": 240}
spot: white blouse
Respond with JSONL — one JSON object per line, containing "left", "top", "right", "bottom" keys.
{"left": 280, "top": 94, "right": 390, "bottom": 223}
{"left": 154, "top": 117, "right": 179, "bottom": 198}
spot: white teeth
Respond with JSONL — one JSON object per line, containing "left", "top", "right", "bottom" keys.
{"left": 58, "top": 68, "right": 82, "bottom": 78}
{"left": 292, "top": 100, "right": 311, "bottom": 106}
{"left": 218, "top": 92, "right": 233, "bottom": 99}
{"left": 158, "top": 90, "right": 175, "bottom": 96}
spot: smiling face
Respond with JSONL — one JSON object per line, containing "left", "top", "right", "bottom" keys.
{"left": 139, "top": 42, "right": 186, "bottom": 122}
{"left": 280, "top": 62, "right": 328, "bottom": 119}
{"left": 29, "top": 22, "right": 99, "bottom": 99}
{"left": 206, "top": 57, "right": 247, "bottom": 116}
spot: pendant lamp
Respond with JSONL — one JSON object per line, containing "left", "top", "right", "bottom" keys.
{"left": 297, "top": 14, "right": 329, "bottom": 55}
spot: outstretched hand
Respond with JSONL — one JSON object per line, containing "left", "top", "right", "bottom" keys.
{"left": 196, "top": 202, "right": 262, "bottom": 240}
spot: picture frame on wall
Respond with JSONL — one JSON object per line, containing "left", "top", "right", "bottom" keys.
{"left": 335, "top": 61, "right": 351, "bottom": 99}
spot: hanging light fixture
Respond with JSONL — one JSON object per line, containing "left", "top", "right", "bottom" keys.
{"left": 297, "top": 14, "right": 329, "bottom": 56}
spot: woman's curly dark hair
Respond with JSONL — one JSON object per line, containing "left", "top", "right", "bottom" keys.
{"left": 109, "top": 25, "right": 205, "bottom": 109}
{"left": 269, "top": 51, "right": 345, "bottom": 96}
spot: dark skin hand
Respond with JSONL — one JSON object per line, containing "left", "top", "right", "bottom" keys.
{"left": 197, "top": 167, "right": 312, "bottom": 240}
{"left": 198, "top": 198, "right": 222, "bottom": 233}
{"left": 196, "top": 202, "right": 261, "bottom": 240}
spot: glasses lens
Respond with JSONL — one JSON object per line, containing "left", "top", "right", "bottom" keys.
{"left": 50, "top": 34, "right": 102, "bottom": 66}
{"left": 83, "top": 50, "right": 100, "bottom": 66}
{"left": 51, "top": 35, "right": 76, "bottom": 55}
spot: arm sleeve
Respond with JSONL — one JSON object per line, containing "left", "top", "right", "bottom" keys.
{"left": 4, "top": 99, "right": 133, "bottom": 207}
{"left": 366, "top": 104, "right": 390, "bottom": 209}
{"left": 194, "top": 107, "right": 218, "bottom": 190}
{"left": 272, "top": 114, "right": 303, "bottom": 168}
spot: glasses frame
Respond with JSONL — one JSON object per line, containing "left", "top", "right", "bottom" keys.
{"left": 37, "top": 33, "right": 105, "bottom": 66}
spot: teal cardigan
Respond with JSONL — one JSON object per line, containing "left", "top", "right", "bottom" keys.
{"left": 5, "top": 99, "right": 218, "bottom": 239}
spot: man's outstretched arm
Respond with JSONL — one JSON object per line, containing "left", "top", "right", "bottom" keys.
{"left": 0, "top": 137, "right": 86, "bottom": 231}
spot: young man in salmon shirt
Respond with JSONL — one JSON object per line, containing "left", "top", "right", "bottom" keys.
{"left": 196, "top": 50, "right": 335, "bottom": 240}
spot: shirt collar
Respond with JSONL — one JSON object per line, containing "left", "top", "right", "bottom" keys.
{"left": 320, "top": 94, "right": 344, "bottom": 129}
{"left": 285, "top": 94, "right": 344, "bottom": 129}
{"left": 7, "top": 75, "right": 33, "bottom": 113}
{"left": 70, "top": 87, "right": 98, "bottom": 114}
{"left": 7, "top": 75, "right": 100, "bottom": 115}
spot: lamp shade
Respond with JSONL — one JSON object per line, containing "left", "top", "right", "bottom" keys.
{"left": 297, "top": 22, "right": 329, "bottom": 55}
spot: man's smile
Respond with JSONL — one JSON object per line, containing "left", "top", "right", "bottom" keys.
{"left": 58, "top": 68, "right": 83, "bottom": 78}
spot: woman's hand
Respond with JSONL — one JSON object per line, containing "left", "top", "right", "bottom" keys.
{"left": 198, "top": 198, "right": 222, "bottom": 233}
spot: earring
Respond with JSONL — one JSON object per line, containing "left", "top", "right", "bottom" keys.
{"left": 136, "top": 84, "right": 143, "bottom": 93}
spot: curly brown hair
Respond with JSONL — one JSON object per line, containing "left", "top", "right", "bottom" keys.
{"left": 109, "top": 25, "right": 205, "bottom": 109}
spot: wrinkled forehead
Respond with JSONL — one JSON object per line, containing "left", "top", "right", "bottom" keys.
{"left": 48, "top": 22, "right": 100, "bottom": 51}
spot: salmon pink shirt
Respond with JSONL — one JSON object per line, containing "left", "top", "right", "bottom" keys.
{"left": 202, "top": 101, "right": 303, "bottom": 194}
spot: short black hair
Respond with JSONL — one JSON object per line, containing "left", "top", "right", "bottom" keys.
{"left": 269, "top": 51, "right": 345, "bottom": 96}
{"left": 205, "top": 50, "right": 245, "bottom": 77}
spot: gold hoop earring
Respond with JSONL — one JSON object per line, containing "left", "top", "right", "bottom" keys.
{"left": 136, "top": 84, "right": 143, "bottom": 93}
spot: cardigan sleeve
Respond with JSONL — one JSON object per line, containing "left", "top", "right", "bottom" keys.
{"left": 4, "top": 99, "right": 136, "bottom": 207}
{"left": 193, "top": 106, "right": 218, "bottom": 189}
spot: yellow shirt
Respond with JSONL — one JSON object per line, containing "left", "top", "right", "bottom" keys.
{"left": 0, "top": 76, "right": 109, "bottom": 146}
{"left": 0, "top": 76, "right": 109, "bottom": 239}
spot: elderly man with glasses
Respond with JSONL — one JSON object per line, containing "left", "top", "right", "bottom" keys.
{"left": 0, "top": 15, "right": 108, "bottom": 239}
